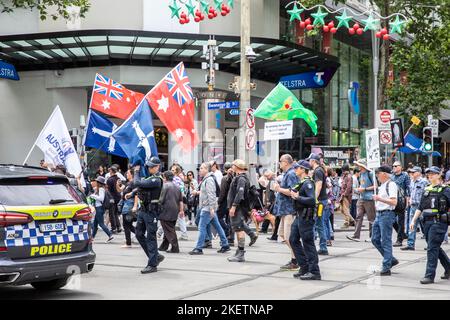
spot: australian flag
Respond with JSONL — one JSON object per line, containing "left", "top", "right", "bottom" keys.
{"left": 112, "top": 98, "right": 158, "bottom": 166}
{"left": 83, "top": 110, "right": 127, "bottom": 158}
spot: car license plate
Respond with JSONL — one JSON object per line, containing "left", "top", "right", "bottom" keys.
{"left": 39, "top": 222, "right": 66, "bottom": 233}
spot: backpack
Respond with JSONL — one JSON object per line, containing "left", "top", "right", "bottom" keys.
{"left": 205, "top": 175, "right": 220, "bottom": 198}
{"left": 387, "top": 181, "right": 407, "bottom": 214}
{"left": 102, "top": 188, "right": 114, "bottom": 211}
{"left": 248, "top": 185, "right": 262, "bottom": 210}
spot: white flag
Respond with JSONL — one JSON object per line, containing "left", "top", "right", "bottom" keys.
{"left": 35, "top": 106, "right": 82, "bottom": 178}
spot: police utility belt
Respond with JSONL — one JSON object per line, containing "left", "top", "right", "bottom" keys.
{"left": 140, "top": 200, "right": 160, "bottom": 212}
{"left": 295, "top": 207, "right": 316, "bottom": 219}
{"left": 422, "top": 209, "right": 450, "bottom": 225}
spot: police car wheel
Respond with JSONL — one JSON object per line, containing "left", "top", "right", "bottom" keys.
{"left": 30, "top": 277, "right": 70, "bottom": 291}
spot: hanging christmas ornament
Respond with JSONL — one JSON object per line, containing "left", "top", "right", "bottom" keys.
{"left": 311, "top": 7, "right": 328, "bottom": 26}
{"left": 169, "top": 0, "right": 181, "bottom": 19}
{"left": 336, "top": 9, "right": 352, "bottom": 29}
{"left": 362, "top": 14, "right": 380, "bottom": 32}
{"left": 390, "top": 15, "right": 406, "bottom": 34}
{"left": 200, "top": 0, "right": 209, "bottom": 14}
{"left": 227, "top": 0, "right": 234, "bottom": 9}
{"left": 185, "top": 0, "right": 196, "bottom": 18}
{"left": 348, "top": 28, "right": 355, "bottom": 35}
{"left": 287, "top": 2, "right": 304, "bottom": 22}
{"left": 323, "top": 25, "right": 330, "bottom": 33}
{"left": 383, "top": 34, "right": 390, "bottom": 41}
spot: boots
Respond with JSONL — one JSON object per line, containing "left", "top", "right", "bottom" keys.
{"left": 227, "top": 248, "right": 245, "bottom": 262}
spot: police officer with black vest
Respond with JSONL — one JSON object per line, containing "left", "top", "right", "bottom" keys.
{"left": 410, "top": 166, "right": 450, "bottom": 284}
{"left": 129, "top": 157, "right": 165, "bottom": 274}
{"left": 289, "top": 160, "right": 321, "bottom": 280}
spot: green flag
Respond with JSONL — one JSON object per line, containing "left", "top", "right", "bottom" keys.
{"left": 254, "top": 83, "right": 318, "bottom": 135}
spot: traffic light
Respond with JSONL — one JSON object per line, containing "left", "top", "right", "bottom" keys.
{"left": 423, "top": 127, "right": 433, "bottom": 152}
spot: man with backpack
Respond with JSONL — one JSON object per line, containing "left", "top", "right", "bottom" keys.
{"left": 347, "top": 159, "right": 376, "bottom": 242}
{"left": 372, "top": 165, "right": 400, "bottom": 276}
{"left": 227, "top": 159, "right": 257, "bottom": 262}
{"left": 391, "top": 161, "right": 411, "bottom": 247}
{"left": 189, "top": 162, "right": 230, "bottom": 255}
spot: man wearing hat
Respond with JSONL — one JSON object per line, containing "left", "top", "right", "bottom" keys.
{"left": 347, "top": 159, "right": 376, "bottom": 242}
{"left": 372, "top": 165, "right": 400, "bottom": 276}
{"left": 401, "top": 166, "right": 428, "bottom": 251}
{"left": 410, "top": 166, "right": 450, "bottom": 284}
{"left": 129, "top": 157, "right": 165, "bottom": 274}
{"left": 307, "top": 153, "right": 328, "bottom": 255}
{"left": 290, "top": 160, "right": 321, "bottom": 280}
{"left": 391, "top": 161, "right": 411, "bottom": 247}
{"left": 227, "top": 159, "right": 257, "bottom": 262}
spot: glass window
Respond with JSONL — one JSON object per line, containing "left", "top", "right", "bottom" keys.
{"left": 87, "top": 46, "right": 108, "bottom": 56}
{"left": 109, "top": 46, "right": 131, "bottom": 54}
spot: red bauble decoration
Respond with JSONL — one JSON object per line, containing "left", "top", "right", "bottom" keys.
{"left": 185, "top": 18, "right": 190, "bottom": 24}
{"left": 328, "top": 21, "right": 334, "bottom": 28}
{"left": 306, "top": 24, "right": 314, "bottom": 31}
{"left": 349, "top": 28, "right": 355, "bottom": 35}
{"left": 200, "top": 14, "right": 205, "bottom": 20}
{"left": 357, "top": 28, "right": 364, "bottom": 35}
{"left": 376, "top": 32, "right": 382, "bottom": 38}
{"left": 353, "top": 23, "right": 360, "bottom": 30}
{"left": 208, "top": 13, "right": 214, "bottom": 19}
{"left": 221, "top": 10, "right": 227, "bottom": 16}
{"left": 194, "top": 17, "right": 201, "bottom": 22}
{"left": 209, "top": 7, "right": 215, "bottom": 13}
{"left": 213, "top": 11, "right": 218, "bottom": 17}
{"left": 305, "top": 18, "right": 312, "bottom": 25}
{"left": 381, "top": 28, "right": 388, "bottom": 35}
{"left": 226, "top": 6, "right": 231, "bottom": 13}
{"left": 323, "top": 26, "right": 330, "bottom": 33}
{"left": 299, "top": 21, "right": 306, "bottom": 29}
{"left": 383, "top": 34, "right": 390, "bottom": 41}
{"left": 330, "top": 27, "right": 337, "bottom": 34}
{"left": 180, "top": 12, "right": 187, "bottom": 19}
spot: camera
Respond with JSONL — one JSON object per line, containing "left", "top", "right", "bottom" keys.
{"left": 245, "top": 46, "right": 257, "bottom": 63}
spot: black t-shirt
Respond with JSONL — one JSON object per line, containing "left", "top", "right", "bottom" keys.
{"left": 314, "top": 167, "right": 327, "bottom": 201}
{"left": 107, "top": 175, "right": 122, "bottom": 202}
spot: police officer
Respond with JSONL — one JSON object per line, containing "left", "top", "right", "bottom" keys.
{"left": 410, "top": 166, "right": 450, "bottom": 284}
{"left": 289, "top": 160, "right": 321, "bottom": 280}
{"left": 129, "top": 157, "right": 165, "bottom": 274}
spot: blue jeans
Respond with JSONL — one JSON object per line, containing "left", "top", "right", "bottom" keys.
{"left": 322, "top": 205, "right": 332, "bottom": 241}
{"left": 371, "top": 210, "right": 396, "bottom": 272}
{"left": 406, "top": 205, "right": 419, "bottom": 248}
{"left": 93, "top": 206, "right": 112, "bottom": 238}
{"left": 423, "top": 220, "right": 450, "bottom": 280}
{"left": 314, "top": 200, "right": 328, "bottom": 252}
{"left": 195, "top": 208, "right": 212, "bottom": 242}
{"left": 195, "top": 210, "right": 229, "bottom": 250}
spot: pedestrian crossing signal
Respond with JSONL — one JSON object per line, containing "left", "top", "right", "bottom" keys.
{"left": 423, "top": 127, "right": 433, "bottom": 152}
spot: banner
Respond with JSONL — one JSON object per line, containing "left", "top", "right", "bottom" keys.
{"left": 390, "top": 118, "right": 404, "bottom": 148}
{"left": 366, "top": 128, "right": 381, "bottom": 169}
{"left": 263, "top": 120, "right": 293, "bottom": 141}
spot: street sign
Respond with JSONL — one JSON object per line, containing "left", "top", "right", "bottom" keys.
{"left": 390, "top": 118, "right": 404, "bottom": 148}
{"left": 246, "top": 108, "right": 255, "bottom": 129}
{"left": 411, "top": 116, "right": 421, "bottom": 126}
{"left": 0, "top": 61, "right": 19, "bottom": 81}
{"left": 207, "top": 101, "right": 240, "bottom": 110}
{"left": 279, "top": 67, "right": 337, "bottom": 90}
{"left": 245, "top": 129, "right": 256, "bottom": 151}
{"left": 263, "top": 120, "right": 293, "bottom": 141}
{"left": 379, "top": 130, "right": 392, "bottom": 145}
{"left": 229, "top": 109, "right": 240, "bottom": 116}
{"left": 428, "top": 119, "right": 439, "bottom": 137}
{"left": 376, "top": 110, "right": 395, "bottom": 131}
{"left": 366, "top": 128, "right": 381, "bottom": 169}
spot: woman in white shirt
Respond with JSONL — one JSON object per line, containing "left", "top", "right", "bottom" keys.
{"left": 90, "top": 176, "right": 114, "bottom": 243}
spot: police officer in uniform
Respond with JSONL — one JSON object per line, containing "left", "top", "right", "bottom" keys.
{"left": 129, "top": 157, "right": 165, "bottom": 274}
{"left": 289, "top": 160, "right": 321, "bottom": 280}
{"left": 410, "top": 166, "right": 450, "bottom": 284}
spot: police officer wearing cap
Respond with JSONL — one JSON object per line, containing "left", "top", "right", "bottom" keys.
{"left": 290, "top": 160, "right": 321, "bottom": 280}
{"left": 129, "top": 157, "right": 165, "bottom": 274}
{"left": 410, "top": 166, "right": 450, "bottom": 284}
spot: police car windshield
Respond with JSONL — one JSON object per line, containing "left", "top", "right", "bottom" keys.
{"left": 0, "top": 180, "right": 81, "bottom": 206}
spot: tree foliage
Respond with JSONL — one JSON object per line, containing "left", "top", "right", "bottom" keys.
{"left": 0, "top": 0, "right": 90, "bottom": 21}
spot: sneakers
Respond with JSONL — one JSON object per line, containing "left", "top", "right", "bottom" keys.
{"left": 227, "top": 249, "right": 245, "bottom": 262}
{"left": 105, "top": 236, "right": 114, "bottom": 243}
{"left": 178, "top": 236, "right": 189, "bottom": 241}
{"left": 380, "top": 270, "right": 391, "bottom": 276}
{"left": 280, "top": 261, "right": 299, "bottom": 271}
{"left": 420, "top": 277, "right": 434, "bottom": 284}
{"left": 317, "top": 249, "right": 329, "bottom": 256}
{"left": 364, "top": 239, "right": 372, "bottom": 243}
{"left": 346, "top": 235, "right": 360, "bottom": 242}
{"left": 189, "top": 249, "right": 204, "bottom": 255}
{"left": 202, "top": 241, "right": 213, "bottom": 249}
{"left": 157, "top": 254, "right": 165, "bottom": 266}
{"left": 217, "top": 246, "right": 231, "bottom": 253}
{"left": 392, "top": 258, "right": 399, "bottom": 267}
{"left": 267, "top": 237, "right": 277, "bottom": 241}
{"left": 141, "top": 266, "right": 157, "bottom": 274}
{"left": 249, "top": 234, "right": 258, "bottom": 247}
{"left": 121, "top": 244, "right": 132, "bottom": 248}
{"left": 400, "top": 246, "right": 415, "bottom": 251}
{"left": 299, "top": 272, "right": 321, "bottom": 280}
{"left": 441, "top": 270, "right": 449, "bottom": 280}
{"left": 293, "top": 268, "right": 308, "bottom": 278}
{"left": 166, "top": 248, "right": 180, "bottom": 253}
{"left": 326, "top": 240, "right": 333, "bottom": 247}
{"left": 393, "top": 241, "right": 403, "bottom": 247}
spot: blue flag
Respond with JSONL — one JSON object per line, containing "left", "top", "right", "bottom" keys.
{"left": 348, "top": 81, "right": 360, "bottom": 115}
{"left": 84, "top": 110, "right": 127, "bottom": 158}
{"left": 112, "top": 98, "right": 158, "bottom": 166}
{"left": 399, "top": 133, "right": 441, "bottom": 157}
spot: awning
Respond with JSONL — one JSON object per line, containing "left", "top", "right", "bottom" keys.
{"left": 0, "top": 29, "right": 340, "bottom": 83}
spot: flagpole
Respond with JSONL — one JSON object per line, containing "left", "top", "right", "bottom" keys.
{"left": 23, "top": 105, "right": 60, "bottom": 166}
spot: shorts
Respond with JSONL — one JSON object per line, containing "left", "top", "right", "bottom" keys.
{"left": 231, "top": 208, "right": 248, "bottom": 232}
{"left": 278, "top": 214, "right": 295, "bottom": 243}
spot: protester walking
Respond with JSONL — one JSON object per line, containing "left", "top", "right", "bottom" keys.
{"left": 90, "top": 176, "right": 114, "bottom": 243}
{"left": 185, "top": 170, "right": 199, "bottom": 225}
{"left": 158, "top": 171, "right": 183, "bottom": 253}
{"left": 338, "top": 164, "right": 356, "bottom": 228}
{"left": 106, "top": 166, "right": 123, "bottom": 234}
{"left": 391, "top": 161, "right": 411, "bottom": 247}
{"left": 171, "top": 164, "right": 189, "bottom": 240}
{"left": 218, "top": 162, "right": 234, "bottom": 244}
{"left": 120, "top": 169, "right": 137, "bottom": 248}
{"left": 372, "top": 165, "right": 399, "bottom": 276}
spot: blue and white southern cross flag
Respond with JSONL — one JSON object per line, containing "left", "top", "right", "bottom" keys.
{"left": 112, "top": 98, "right": 158, "bottom": 166}
{"left": 32, "top": 106, "right": 83, "bottom": 177}
{"left": 83, "top": 110, "right": 127, "bottom": 158}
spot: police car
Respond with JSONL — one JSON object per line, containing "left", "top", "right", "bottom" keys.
{"left": 0, "top": 165, "right": 95, "bottom": 290}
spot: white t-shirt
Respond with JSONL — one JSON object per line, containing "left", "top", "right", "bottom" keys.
{"left": 376, "top": 180, "right": 398, "bottom": 211}
{"left": 213, "top": 170, "right": 223, "bottom": 186}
